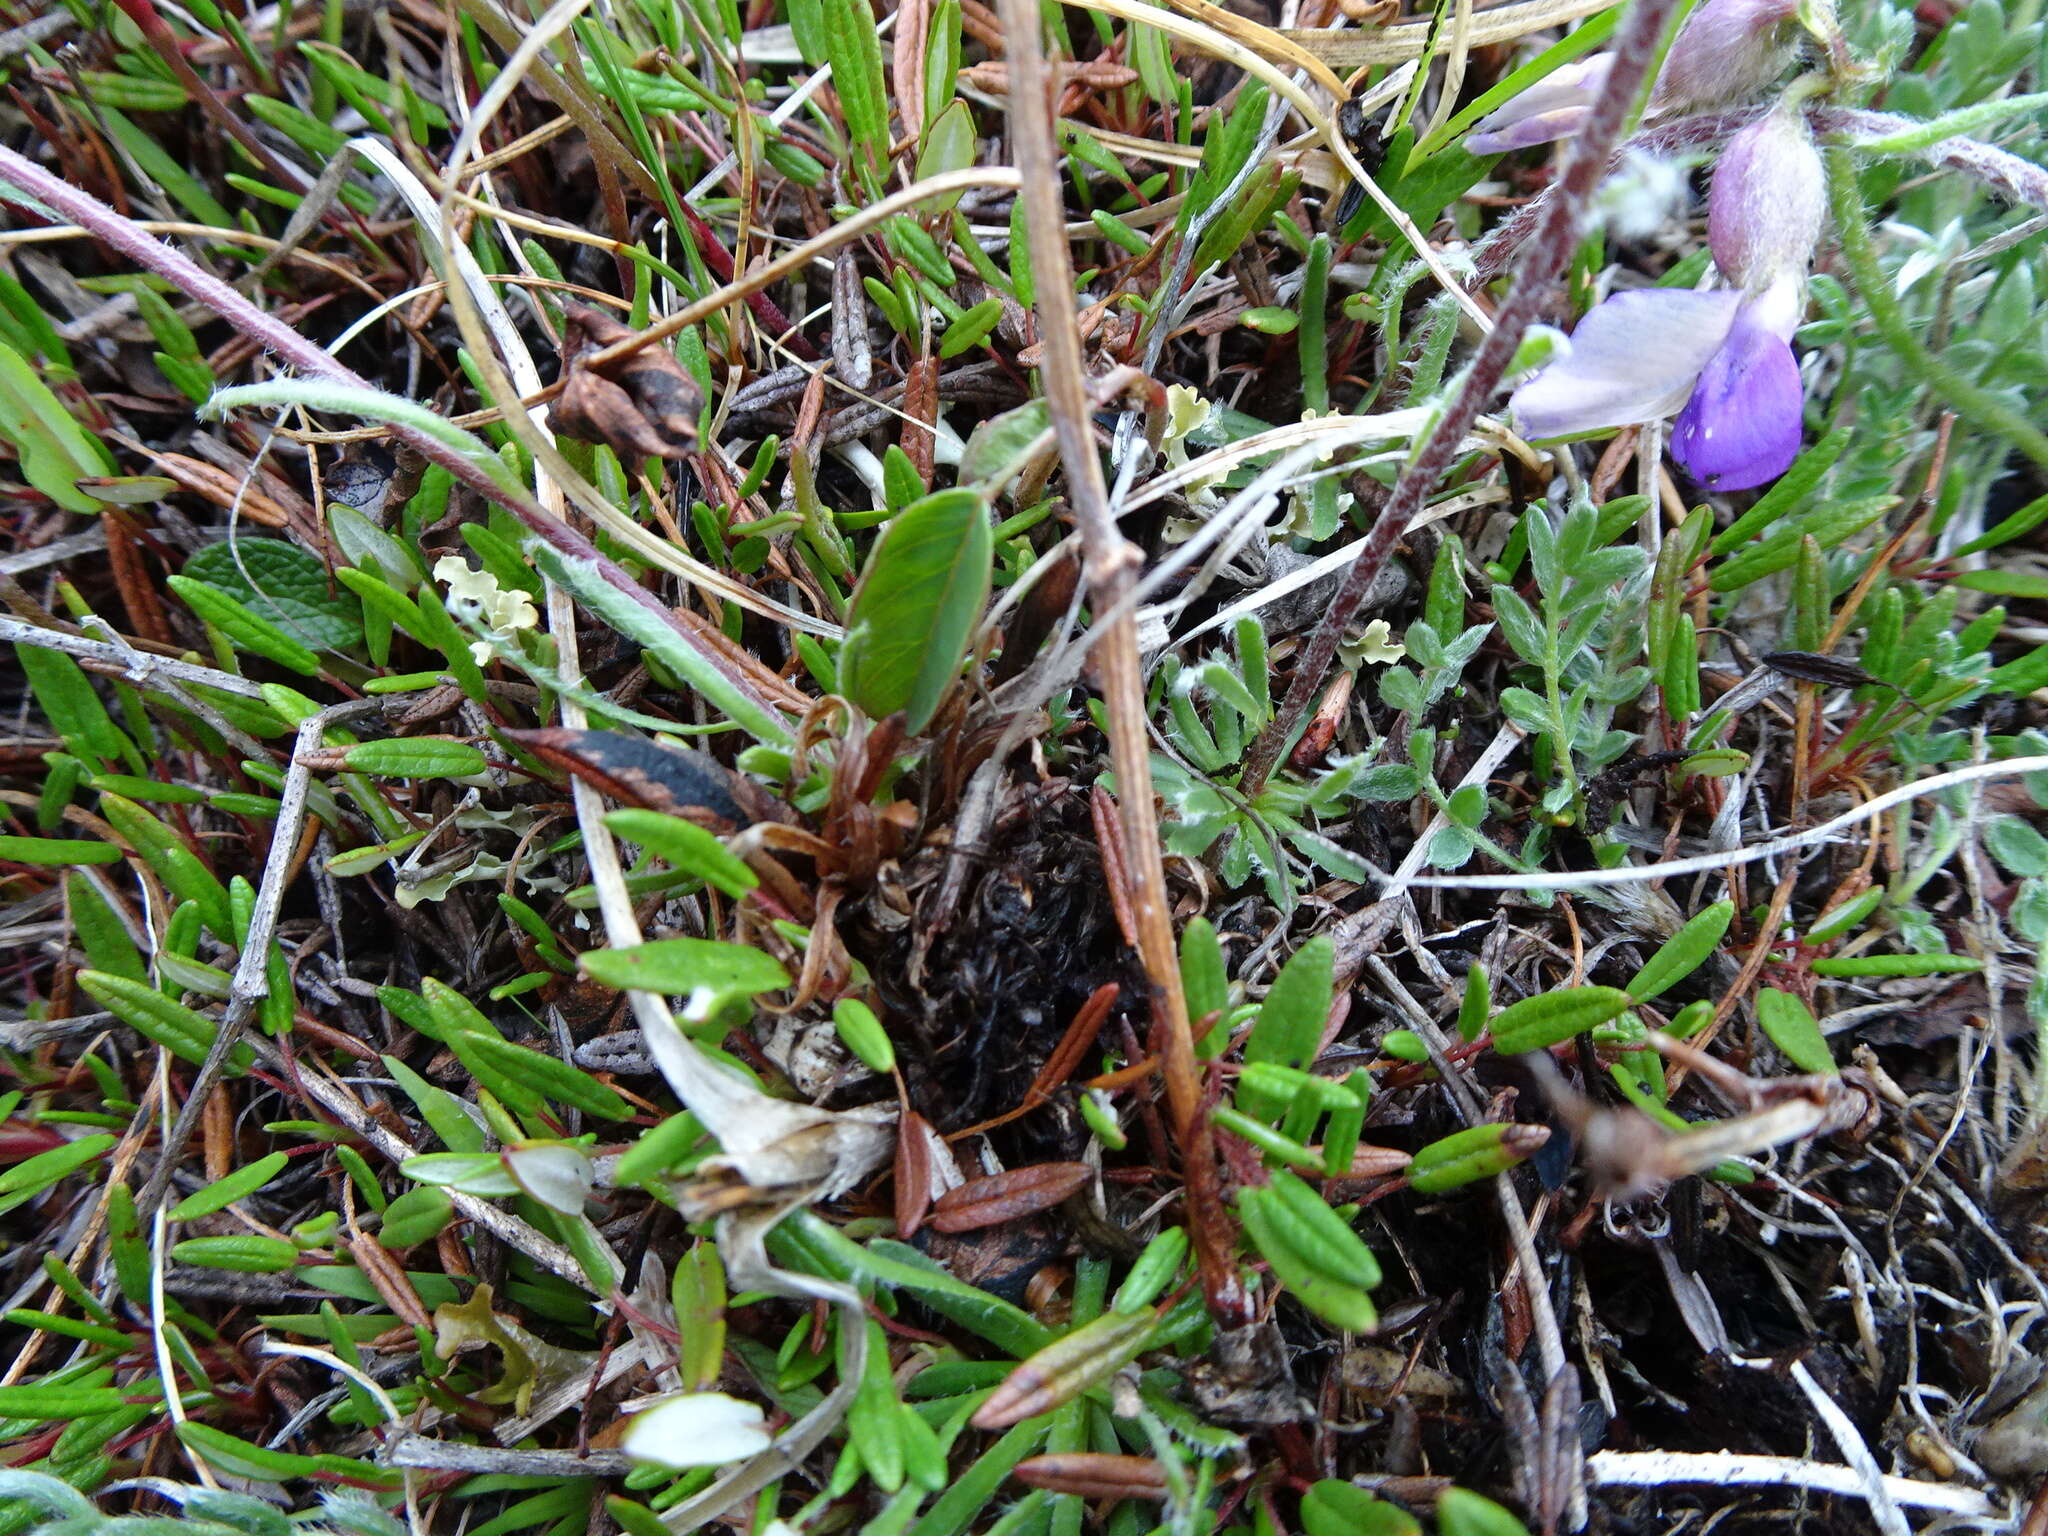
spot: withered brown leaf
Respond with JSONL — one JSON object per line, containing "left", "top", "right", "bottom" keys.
{"left": 929, "top": 1162, "right": 1092, "bottom": 1234}
{"left": 505, "top": 727, "right": 780, "bottom": 830}
{"left": 1012, "top": 1454, "right": 1168, "bottom": 1501}
{"left": 550, "top": 302, "right": 703, "bottom": 460}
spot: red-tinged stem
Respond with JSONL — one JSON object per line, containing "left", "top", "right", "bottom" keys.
{"left": 675, "top": 199, "right": 820, "bottom": 361}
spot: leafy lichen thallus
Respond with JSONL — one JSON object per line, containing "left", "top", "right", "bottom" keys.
{"left": 1330, "top": 94, "right": 1392, "bottom": 230}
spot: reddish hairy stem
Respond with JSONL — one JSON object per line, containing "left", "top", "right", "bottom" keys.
{"left": 1237, "top": 0, "right": 1691, "bottom": 800}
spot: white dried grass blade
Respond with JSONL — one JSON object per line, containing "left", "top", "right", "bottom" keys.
{"left": 1400, "top": 755, "right": 2048, "bottom": 891}
{"left": 1586, "top": 1450, "right": 1996, "bottom": 1519}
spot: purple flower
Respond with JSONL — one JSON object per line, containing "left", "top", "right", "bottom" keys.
{"left": 1467, "top": 0, "right": 1801, "bottom": 154}
{"left": 1506, "top": 110, "right": 1825, "bottom": 491}
{"left": 1466, "top": 55, "right": 1614, "bottom": 155}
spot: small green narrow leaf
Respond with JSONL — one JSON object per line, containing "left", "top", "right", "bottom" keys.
{"left": 939, "top": 298, "right": 1003, "bottom": 358}
{"left": 176, "top": 1421, "right": 399, "bottom": 1489}
{"left": 78, "top": 970, "right": 251, "bottom": 1072}
{"left": 1626, "top": 900, "right": 1734, "bottom": 1001}
{"left": 832, "top": 998, "right": 895, "bottom": 1074}
{"left": 0, "top": 336, "right": 118, "bottom": 511}
{"left": 821, "top": 0, "right": 889, "bottom": 189}
{"left": 1487, "top": 986, "right": 1631, "bottom": 1054}
{"left": 528, "top": 543, "right": 791, "bottom": 746}
{"left": 1805, "top": 888, "right": 1883, "bottom": 944}
{"left": 603, "top": 809, "right": 757, "bottom": 897}
{"left": 580, "top": 937, "right": 790, "bottom": 1009}
{"left": 0, "top": 835, "right": 124, "bottom": 865}
{"left": 167, "top": 575, "right": 322, "bottom": 674}
{"left": 1755, "top": 988, "right": 1835, "bottom": 1074}
{"left": 1456, "top": 964, "right": 1490, "bottom": 1041}
{"left": 0, "top": 1383, "right": 138, "bottom": 1420}
{"left": 1810, "top": 952, "right": 1982, "bottom": 978}
{"left": 1236, "top": 1186, "right": 1376, "bottom": 1333}
{"left": 170, "top": 1234, "right": 300, "bottom": 1273}
{"left": 167, "top": 1152, "right": 291, "bottom": 1221}
{"left": 453, "top": 1031, "right": 632, "bottom": 1120}
{"left": 672, "top": 1241, "right": 728, "bottom": 1390}
{"left": 1241, "top": 935, "right": 1335, "bottom": 1116}
{"left": 1240, "top": 306, "right": 1299, "bottom": 334}
{"left": 1180, "top": 916, "right": 1230, "bottom": 1055}
{"left": 838, "top": 487, "right": 993, "bottom": 732}
{"left": 381, "top": 1053, "right": 485, "bottom": 1153}
{"left": 1258, "top": 1170, "right": 1380, "bottom": 1287}
{"left": 342, "top": 738, "right": 487, "bottom": 778}
{"left": 0, "top": 1136, "right": 118, "bottom": 1212}
{"left": 1408, "top": 1123, "right": 1543, "bottom": 1192}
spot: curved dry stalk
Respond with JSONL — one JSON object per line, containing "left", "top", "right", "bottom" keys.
{"left": 1281, "top": 0, "right": 1619, "bottom": 65}
{"left": 1055, "top": 0, "right": 1491, "bottom": 331}
{"left": 1391, "top": 753, "right": 2048, "bottom": 892}
{"left": 996, "top": 0, "right": 1248, "bottom": 1324}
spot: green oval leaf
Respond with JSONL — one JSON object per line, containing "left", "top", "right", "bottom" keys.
{"left": 580, "top": 937, "right": 790, "bottom": 1014}
{"left": 167, "top": 1152, "right": 290, "bottom": 1221}
{"left": 184, "top": 540, "right": 364, "bottom": 651}
{"left": 1437, "top": 1488, "right": 1535, "bottom": 1536}
{"left": 838, "top": 487, "right": 993, "bottom": 732}
{"left": 171, "top": 1234, "right": 300, "bottom": 1272}
{"left": 379, "top": 1184, "right": 455, "bottom": 1248}
{"left": 1755, "top": 987, "right": 1834, "bottom": 1074}
{"left": 1303, "top": 1481, "right": 1421, "bottom": 1536}
{"left": 1488, "top": 985, "right": 1632, "bottom": 1054}
{"left": 1626, "top": 900, "right": 1734, "bottom": 1001}
{"left": 342, "top": 738, "right": 487, "bottom": 778}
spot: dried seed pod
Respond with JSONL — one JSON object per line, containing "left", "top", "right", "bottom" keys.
{"left": 550, "top": 303, "right": 703, "bottom": 460}
{"left": 1012, "top": 1453, "right": 1169, "bottom": 1501}
{"left": 930, "top": 1162, "right": 1092, "bottom": 1234}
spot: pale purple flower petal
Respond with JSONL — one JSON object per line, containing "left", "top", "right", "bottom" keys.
{"left": 1468, "top": 105, "right": 1596, "bottom": 155}
{"left": 1466, "top": 55, "right": 1612, "bottom": 154}
{"left": 1670, "top": 308, "right": 1804, "bottom": 490}
{"left": 1508, "top": 289, "right": 1742, "bottom": 441}
{"left": 1651, "top": 0, "right": 1802, "bottom": 114}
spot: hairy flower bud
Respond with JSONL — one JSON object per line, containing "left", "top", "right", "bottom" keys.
{"left": 1468, "top": 0, "right": 1804, "bottom": 154}
{"left": 1707, "top": 106, "right": 1827, "bottom": 292}
{"left": 1651, "top": 0, "right": 1804, "bottom": 114}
